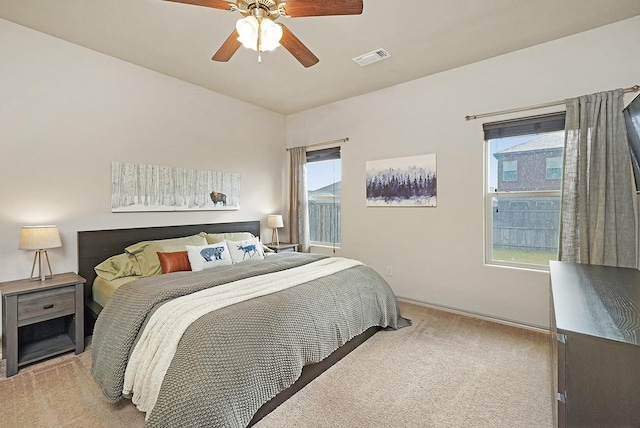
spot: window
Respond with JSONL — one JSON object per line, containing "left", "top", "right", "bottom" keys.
{"left": 546, "top": 156, "right": 563, "bottom": 179}
{"left": 307, "top": 147, "right": 341, "bottom": 246}
{"left": 502, "top": 160, "right": 518, "bottom": 181}
{"left": 508, "top": 201, "right": 530, "bottom": 209}
{"left": 484, "top": 112, "right": 565, "bottom": 268}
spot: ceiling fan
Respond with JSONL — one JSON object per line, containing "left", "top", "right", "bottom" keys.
{"left": 165, "top": 0, "right": 364, "bottom": 68}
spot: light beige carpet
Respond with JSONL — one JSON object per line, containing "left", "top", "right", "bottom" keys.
{"left": 0, "top": 342, "right": 145, "bottom": 428}
{"left": 0, "top": 302, "right": 552, "bottom": 427}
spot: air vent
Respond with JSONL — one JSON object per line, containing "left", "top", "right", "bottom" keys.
{"left": 352, "top": 48, "right": 391, "bottom": 67}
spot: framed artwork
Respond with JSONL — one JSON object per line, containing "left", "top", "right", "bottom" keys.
{"left": 111, "top": 161, "right": 240, "bottom": 212}
{"left": 366, "top": 154, "right": 437, "bottom": 207}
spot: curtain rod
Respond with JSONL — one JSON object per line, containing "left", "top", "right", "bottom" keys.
{"left": 465, "top": 84, "right": 640, "bottom": 121}
{"left": 286, "top": 137, "right": 349, "bottom": 151}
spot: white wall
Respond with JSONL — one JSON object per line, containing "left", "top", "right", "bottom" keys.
{"left": 287, "top": 16, "right": 640, "bottom": 328}
{"left": 0, "top": 18, "right": 287, "bottom": 283}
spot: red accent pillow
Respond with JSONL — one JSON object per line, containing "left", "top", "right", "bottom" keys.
{"left": 157, "top": 251, "right": 191, "bottom": 274}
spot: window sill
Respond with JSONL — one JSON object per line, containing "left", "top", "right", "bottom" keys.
{"left": 310, "top": 243, "right": 341, "bottom": 248}
{"left": 484, "top": 259, "right": 551, "bottom": 273}
{"left": 309, "top": 244, "right": 342, "bottom": 256}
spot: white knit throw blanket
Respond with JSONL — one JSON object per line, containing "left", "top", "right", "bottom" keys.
{"left": 122, "top": 257, "right": 363, "bottom": 417}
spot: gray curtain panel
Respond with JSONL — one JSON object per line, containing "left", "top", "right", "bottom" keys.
{"left": 559, "top": 89, "right": 637, "bottom": 268}
{"left": 288, "top": 146, "right": 310, "bottom": 252}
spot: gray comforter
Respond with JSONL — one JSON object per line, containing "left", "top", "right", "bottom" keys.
{"left": 91, "top": 252, "right": 409, "bottom": 427}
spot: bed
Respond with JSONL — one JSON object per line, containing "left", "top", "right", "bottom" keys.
{"left": 78, "top": 221, "right": 409, "bottom": 427}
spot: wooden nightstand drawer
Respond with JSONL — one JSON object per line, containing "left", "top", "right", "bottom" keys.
{"left": 17, "top": 286, "right": 75, "bottom": 325}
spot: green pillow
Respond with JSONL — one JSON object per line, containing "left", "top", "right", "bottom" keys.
{"left": 94, "top": 253, "right": 141, "bottom": 281}
{"left": 203, "top": 232, "right": 255, "bottom": 244}
{"left": 204, "top": 232, "right": 273, "bottom": 253}
{"left": 125, "top": 234, "right": 207, "bottom": 276}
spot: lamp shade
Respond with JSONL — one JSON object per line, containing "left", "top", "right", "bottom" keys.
{"left": 267, "top": 215, "right": 284, "bottom": 229}
{"left": 18, "top": 225, "right": 62, "bottom": 250}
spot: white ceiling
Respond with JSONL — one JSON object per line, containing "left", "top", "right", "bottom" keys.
{"left": 2, "top": 0, "right": 639, "bottom": 115}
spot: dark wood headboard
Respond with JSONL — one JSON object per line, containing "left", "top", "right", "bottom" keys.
{"left": 77, "top": 220, "right": 261, "bottom": 331}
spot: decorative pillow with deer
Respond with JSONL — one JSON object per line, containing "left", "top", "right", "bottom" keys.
{"left": 226, "top": 237, "right": 265, "bottom": 264}
{"left": 186, "top": 242, "right": 232, "bottom": 271}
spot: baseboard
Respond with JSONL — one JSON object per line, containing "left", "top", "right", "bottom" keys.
{"left": 397, "top": 297, "right": 550, "bottom": 334}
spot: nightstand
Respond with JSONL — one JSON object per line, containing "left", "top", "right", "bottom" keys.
{"left": 1, "top": 272, "right": 85, "bottom": 377}
{"left": 268, "top": 243, "right": 299, "bottom": 253}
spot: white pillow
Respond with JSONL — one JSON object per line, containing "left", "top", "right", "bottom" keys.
{"left": 186, "top": 242, "right": 232, "bottom": 271}
{"left": 226, "top": 237, "right": 265, "bottom": 264}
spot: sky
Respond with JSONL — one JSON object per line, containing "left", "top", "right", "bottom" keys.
{"left": 307, "top": 159, "right": 341, "bottom": 191}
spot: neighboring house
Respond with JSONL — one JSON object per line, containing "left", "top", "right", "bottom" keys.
{"left": 492, "top": 133, "right": 564, "bottom": 253}
{"left": 493, "top": 133, "right": 564, "bottom": 192}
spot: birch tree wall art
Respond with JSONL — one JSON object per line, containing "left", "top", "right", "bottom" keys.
{"left": 111, "top": 161, "right": 240, "bottom": 212}
{"left": 366, "top": 154, "right": 437, "bottom": 207}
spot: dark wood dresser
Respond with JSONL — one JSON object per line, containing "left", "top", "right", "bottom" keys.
{"left": 549, "top": 261, "right": 640, "bottom": 428}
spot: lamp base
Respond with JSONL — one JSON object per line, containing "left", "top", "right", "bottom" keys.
{"left": 29, "top": 249, "right": 54, "bottom": 282}
{"left": 271, "top": 229, "right": 280, "bottom": 246}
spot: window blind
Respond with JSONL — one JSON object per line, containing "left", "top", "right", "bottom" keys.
{"left": 306, "top": 146, "right": 340, "bottom": 163}
{"left": 483, "top": 112, "right": 566, "bottom": 140}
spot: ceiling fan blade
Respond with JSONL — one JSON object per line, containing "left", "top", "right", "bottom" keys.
{"left": 282, "top": 0, "right": 363, "bottom": 17}
{"left": 212, "top": 29, "right": 241, "bottom": 62}
{"left": 280, "top": 25, "right": 319, "bottom": 68}
{"left": 164, "top": 0, "right": 234, "bottom": 10}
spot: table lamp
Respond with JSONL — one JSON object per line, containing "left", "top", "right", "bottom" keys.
{"left": 19, "top": 225, "right": 62, "bottom": 281}
{"left": 267, "top": 215, "right": 284, "bottom": 246}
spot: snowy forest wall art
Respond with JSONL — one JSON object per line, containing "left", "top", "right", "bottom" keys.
{"left": 366, "top": 154, "right": 437, "bottom": 207}
{"left": 111, "top": 161, "right": 240, "bottom": 212}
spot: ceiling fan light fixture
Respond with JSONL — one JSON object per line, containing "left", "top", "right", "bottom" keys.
{"left": 236, "top": 16, "right": 282, "bottom": 52}
{"left": 260, "top": 19, "right": 283, "bottom": 52}
{"left": 236, "top": 16, "right": 259, "bottom": 49}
